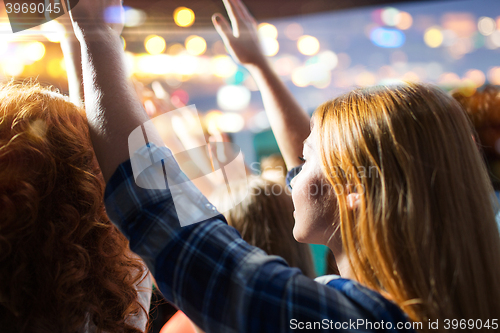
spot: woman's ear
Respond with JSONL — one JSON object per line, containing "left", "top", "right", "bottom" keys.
{"left": 346, "top": 193, "right": 361, "bottom": 210}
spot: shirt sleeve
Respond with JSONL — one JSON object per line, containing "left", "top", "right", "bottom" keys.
{"left": 286, "top": 164, "right": 303, "bottom": 190}
{"left": 104, "top": 144, "right": 415, "bottom": 333}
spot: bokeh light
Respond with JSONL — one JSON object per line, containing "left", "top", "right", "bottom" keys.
{"left": 396, "top": 12, "right": 413, "bottom": 30}
{"left": 290, "top": 62, "right": 331, "bottom": 88}
{"left": 171, "top": 89, "right": 189, "bottom": 106}
{"left": 355, "top": 71, "right": 376, "bottom": 86}
{"left": 211, "top": 55, "right": 238, "bottom": 78}
{"left": 124, "top": 8, "right": 147, "bottom": 27}
{"left": 317, "top": 51, "right": 338, "bottom": 70}
{"left": 487, "top": 67, "right": 500, "bottom": 85}
{"left": 41, "top": 20, "right": 65, "bottom": 43}
{"left": 478, "top": 16, "right": 496, "bottom": 36}
{"left": 173, "top": 54, "right": 200, "bottom": 76}
{"left": 205, "top": 110, "right": 223, "bottom": 134}
{"left": 370, "top": 28, "right": 405, "bottom": 48}
{"left": 381, "top": 7, "right": 400, "bottom": 26}
{"left": 273, "top": 55, "right": 298, "bottom": 76}
{"left": 464, "top": 69, "right": 486, "bottom": 87}
{"left": 449, "top": 38, "right": 473, "bottom": 59}
{"left": 297, "top": 36, "right": 320, "bottom": 55}
{"left": 258, "top": 23, "right": 278, "bottom": 39}
{"left": 167, "top": 43, "right": 185, "bottom": 55}
{"left": 260, "top": 38, "right": 279, "bottom": 57}
{"left": 437, "top": 72, "right": 461, "bottom": 86}
{"left": 136, "top": 54, "right": 172, "bottom": 75}
{"left": 442, "top": 30, "right": 458, "bottom": 47}
{"left": 291, "top": 66, "right": 309, "bottom": 87}
{"left": 151, "top": 81, "right": 169, "bottom": 100}
{"left": 104, "top": 6, "right": 123, "bottom": 25}
{"left": 401, "top": 71, "right": 420, "bottom": 82}
{"left": 217, "top": 113, "right": 245, "bottom": 133}
{"left": 25, "top": 42, "right": 45, "bottom": 62}
{"left": 442, "top": 13, "right": 476, "bottom": 38}
{"left": 488, "top": 31, "right": 500, "bottom": 48}
{"left": 217, "top": 85, "right": 251, "bottom": 111}
{"left": 174, "top": 7, "right": 195, "bottom": 27}
{"left": 185, "top": 35, "right": 207, "bottom": 56}
{"left": 124, "top": 52, "right": 135, "bottom": 77}
{"left": 371, "top": 9, "right": 384, "bottom": 26}
{"left": 424, "top": 27, "right": 444, "bottom": 48}
{"left": 312, "top": 73, "right": 331, "bottom": 89}
{"left": 47, "top": 58, "right": 65, "bottom": 78}
{"left": 145, "top": 35, "right": 166, "bottom": 55}
{"left": 285, "top": 23, "right": 303, "bottom": 40}
{"left": 3, "top": 59, "right": 24, "bottom": 77}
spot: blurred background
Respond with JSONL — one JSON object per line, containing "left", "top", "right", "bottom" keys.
{"left": 1, "top": 0, "right": 499, "bottom": 162}
{"left": 1, "top": 0, "right": 499, "bottom": 318}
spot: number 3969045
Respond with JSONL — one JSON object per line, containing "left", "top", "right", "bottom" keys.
{"left": 5, "top": 2, "right": 62, "bottom": 14}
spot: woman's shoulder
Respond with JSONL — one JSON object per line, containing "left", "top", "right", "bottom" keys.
{"left": 315, "top": 275, "right": 416, "bottom": 331}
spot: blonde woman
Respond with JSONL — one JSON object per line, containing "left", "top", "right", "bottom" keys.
{"left": 210, "top": 176, "right": 315, "bottom": 278}
{"left": 162, "top": 176, "right": 316, "bottom": 333}
{"left": 73, "top": 0, "right": 500, "bottom": 332}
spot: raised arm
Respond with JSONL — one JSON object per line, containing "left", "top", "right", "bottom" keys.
{"left": 58, "top": 9, "right": 83, "bottom": 106}
{"left": 69, "top": 0, "right": 162, "bottom": 182}
{"left": 61, "top": 33, "right": 83, "bottom": 106}
{"left": 213, "top": 0, "right": 310, "bottom": 169}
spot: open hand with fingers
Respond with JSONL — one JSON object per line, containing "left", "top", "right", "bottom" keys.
{"left": 213, "top": 0, "right": 311, "bottom": 170}
{"left": 212, "top": 0, "right": 266, "bottom": 67}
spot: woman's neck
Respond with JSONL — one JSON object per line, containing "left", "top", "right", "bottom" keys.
{"left": 334, "top": 252, "right": 354, "bottom": 280}
{"left": 327, "top": 238, "right": 355, "bottom": 280}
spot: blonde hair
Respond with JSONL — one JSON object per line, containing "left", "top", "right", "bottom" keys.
{"left": 210, "top": 176, "right": 316, "bottom": 278}
{"left": 314, "top": 83, "right": 500, "bottom": 330}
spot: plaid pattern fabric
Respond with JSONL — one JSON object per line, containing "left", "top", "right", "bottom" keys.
{"left": 104, "top": 144, "right": 415, "bottom": 333}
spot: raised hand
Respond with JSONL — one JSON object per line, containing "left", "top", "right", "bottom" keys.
{"left": 213, "top": 0, "right": 311, "bottom": 170}
{"left": 212, "top": 0, "right": 266, "bottom": 67}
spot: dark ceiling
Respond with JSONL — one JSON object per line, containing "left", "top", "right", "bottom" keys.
{"left": 124, "top": 0, "right": 459, "bottom": 26}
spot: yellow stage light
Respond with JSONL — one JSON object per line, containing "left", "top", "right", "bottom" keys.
{"left": 185, "top": 35, "right": 207, "bottom": 56}
{"left": 297, "top": 35, "right": 320, "bottom": 56}
{"left": 174, "top": 7, "right": 195, "bottom": 27}
{"left": 145, "top": 35, "right": 166, "bottom": 55}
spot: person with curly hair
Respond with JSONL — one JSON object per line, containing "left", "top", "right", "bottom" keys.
{"left": 69, "top": 0, "right": 500, "bottom": 332}
{"left": 0, "top": 82, "right": 151, "bottom": 333}
{"left": 452, "top": 85, "right": 500, "bottom": 191}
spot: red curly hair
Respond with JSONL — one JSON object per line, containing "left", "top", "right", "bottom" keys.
{"left": 0, "top": 82, "right": 147, "bottom": 333}
{"left": 452, "top": 84, "right": 500, "bottom": 189}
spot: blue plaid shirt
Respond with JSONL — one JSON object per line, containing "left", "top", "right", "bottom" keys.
{"left": 104, "top": 144, "right": 416, "bottom": 332}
